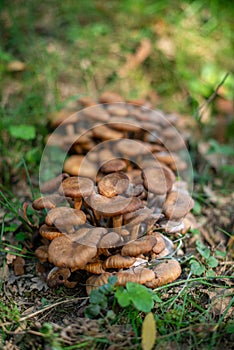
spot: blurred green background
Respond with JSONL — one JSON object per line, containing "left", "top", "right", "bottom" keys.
{"left": 0, "top": 0, "right": 233, "bottom": 183}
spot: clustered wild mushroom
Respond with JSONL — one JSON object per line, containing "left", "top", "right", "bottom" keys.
{"left": 33, "top": 92, "right": 196, "bottom": 294}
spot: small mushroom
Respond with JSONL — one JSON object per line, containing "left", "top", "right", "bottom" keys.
{"left": 103, "top": 254, "right": 136, "bottom": 269}
{"left": 99, "top": 91, "right": 124, "bottom": 103}
{"left": 32, "top": 194, "right": 64, "bottom": 210}
{"left": 124, "top": 207, "right": 154, "bottom": 240}
{"left": 40, "top": 173, "right": 70, "bottom": 194}
{"left": 107, "top": 104, "right": 128, "bottom": 117}
{"left": 82, "top": 105, "right": 110, "bottom": 122}
{"left": 86, "top": 272, "right": 112, "bottom": 295}
{"left": 59, "top": 177, "right": 94, "bottom": 209}
{"left": 142, "top": 166, "right": 175, "bottom": 195}
{"left": 84, "top": 261, "right": 106, "bottom": 274}
{"left": 116, "top": 266, "right": 155, "bottom": 286}
{"left": 45, "top": 207, "right": 86, "bottom": 233}
{"left": 47, "top": 266, "right": 77, "bottom": 288}
{"left": 35, "top": 245, "right": 49, "bottom": 262}
{"left": 101, "top": 159, "right": 127, "bottom": 174}
{"left": 63, "top": 155, "right": 97, "bottom": 178}
{"left": 92, "top": 124, "right": 123, "bottom": 140}
{"left": 145, "top": 259, "right": 181, "bottom": 288}
{"left": 121, "top": 235, "right": 157, "bottom": 257}
{"left": 88, "top": 194, "right": 143, "bottom": 229}
{"left": 163, "top": 191, "right": 194, "bottom": 221}
{"left": 98, "top": 231, "right": 121, "bottom": 248}
{"left": 39, "top": 224, "right": 65, "bottom": 240}
{"left": 98, "top": 172, "right": 129, "bottom": 198}
{"left": 48, "top": 235, "right": 98, "bottom": 269}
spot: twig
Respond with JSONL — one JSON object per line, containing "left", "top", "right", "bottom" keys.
{"left": 0, "top": 297, "right": 88, "bottom": 327}
{"left": 196, "top": 72, "right": 230, "bottom": 122}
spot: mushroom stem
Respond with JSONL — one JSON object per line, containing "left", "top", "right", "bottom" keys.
{"left": 130, "top": 224, "right": 140, "bottom": 241}
{"left": 113, "top": 215, "right": 123, "bottom": 231}
{"left": 74, "top": 198, "right": 82, "bottom": 210}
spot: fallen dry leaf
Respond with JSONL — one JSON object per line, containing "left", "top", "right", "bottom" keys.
{"left": 142, "top": 312, "right": 157, "bottom": 350}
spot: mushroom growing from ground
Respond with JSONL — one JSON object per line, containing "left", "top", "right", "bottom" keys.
{"left": 45, "top": 207, "right": 86, "bottom": 233}
{"left": 59, "top": 176, "right": 94, "bottom": 209}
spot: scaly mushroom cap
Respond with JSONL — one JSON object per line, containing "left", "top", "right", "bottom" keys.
{"left": 40, "top": 173, "right": 69, "bottom": 194}
{"left": 32, "top": 194, "right": 64, "bottom": 210}
{"left": 98, "top": 172, "right": 129, "bottom": 198}
{"left": 86, "top": 272, "right": 112, "bottom": 295}
{"left": 45, "top": 207, "right": 86, "bottom": 232}
{"left": 59, "top": 177, "right": 94, "bottom": 198}
{"left": 116, "top": 266, "right": 155, "bottom": 286}
{"left": 145, "top": 259, "right": 181, "bottom": 288}
{"left": 103, "top": 254, "right": 136, "bottom": 269}
{"left": 163, "top": 191, "right": 194, "bottom": 220}
{"left": 48, "top": 235, "right": 98, "bottom": 268}
{"left": 39, "top": 224, "right": 65, "bottom": 241}
{"left": 142, "top": 166, "right": 175, "bottom": 195}
{"left": 121, "top": 235, "right": 157, "bottom": 257}
{"left": 88, "top": 194, "right": 143, "bottom": 217}
{"left": 101, "top": 159, "right": 127, "bottom": 174}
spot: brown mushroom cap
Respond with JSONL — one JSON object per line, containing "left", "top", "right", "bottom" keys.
{"left": 101, "top": 159, "right": 127, "bottom": 174}
{"left": 142, "top": 166, "right": 175, "bottom": 195}
{"left": 88, "top": 194, "right": 143, "bottom": 217}
{"left": 124, "top": 207, "right": 154, "bottom": 225}
{"left": 82, "top": 106, "right": 110, "bottom": 122}
{"left": 59, "top": 177, "right": 94, "bottom": 198}
{"left": 39, "top": 224, "right": 65, "bottom": 240}
{"left": 98, "top": 232, "right": 121, "bottom": 248}
{"left": 116, "top": 139, "right": 151, "bottom": 157}
{"left": 86, "top": 272, "right": 112, "bottom": 295}
{"left": 92, "top": 125, "right": 123, "bottom": 140}
{"left": 40, "top": 173, "right": 69, "bottom": 194}
{"left": 127, "top": 169, "right": 144, "bottom": 185}
{"left": 47, "top": 267, "right": 74, "bottom": 288}
{"left": 109, "top": 117, "right": 141, "bottom": 132}
{"left": 121, "top": 235, "right": 157, "bottom": 257}
{"left": 163, "top": 191, "right": 194, "bottom": 220}
{"left": 35, "top": 245, "right": 49, "bottom": 262}
{"left": 84, "top": 261, "right": 106, "bottom": 274}
{"left": 78, "top": 96, "right": 96, "bottom": 107}
{"left": 63, "top": 155, "right": 97, "bottom": 178}
{"left": 145, "top": 259, "right": 181, "bottom": 288}
{"left": 103, "top": 254, "right": 136, "bottom": 269}
{"left": 45, "top": 207, "right": 86, "bottom": 231}
{"left": 99, "top": 92, "right": 124, "bottom": 103}
{"left": 32, "top": 194, "right": 64, "bottom": 210}
{"left": 98, "top": 172, "right": 129, "bottom": 198}
{"left": 48, "top": 235, "right": 98, "bottom": 268}
{"left": 107, "top": 105, "right": 128, "bottom": 117}
{"left": 124, "top": 183, "right": 144, "bottom": 197}
{"left": 116, "top": 266, "right": 155, "bottom": 286}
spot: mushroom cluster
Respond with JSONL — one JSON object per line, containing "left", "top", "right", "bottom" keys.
{"left": 33, "top": 93, "right": 196, "bottom": 293}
